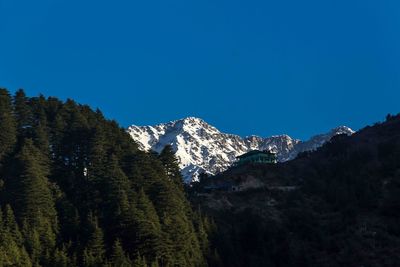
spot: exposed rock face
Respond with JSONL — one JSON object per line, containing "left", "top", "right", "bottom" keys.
{"left": 127, "top": 117, "right": 354, "bottom": 182}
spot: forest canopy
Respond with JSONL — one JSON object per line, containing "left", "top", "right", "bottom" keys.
{"left": 0, "top": 89, "right": 211, "bottom": 267}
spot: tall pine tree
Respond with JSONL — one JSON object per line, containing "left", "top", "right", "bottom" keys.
{"left": 110, "top": 239, "right": 132, "bottom": 267}
{"left": 14, "top": 89, "right": 33, "bottom": 136}
{"left": 0, "top": 89, "right": 17, "bottom": 162}
{"left": 11, "top": 139, "right": 58, "bottom": 264}
{"left": 159, "top": 145, "right": 183, "bottom": 187}
{"left": 132, "top": 188, "right": 162, "bottom": 263}
{"left": 82, "top": 215, "right": 105, "bottom": 267}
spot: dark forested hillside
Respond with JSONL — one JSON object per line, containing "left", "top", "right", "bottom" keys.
{"left": 193, "top": 113, "right": 400, "bottom": 267}
{"left": 3, "top": 88, "right": 400, "bottom": 267}
{"left": 0, "top": 89, "right": 209, "bottom": 267}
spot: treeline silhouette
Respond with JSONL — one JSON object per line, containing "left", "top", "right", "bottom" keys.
{"left": 0, "top": 89, "right": 213, "bottom": 267}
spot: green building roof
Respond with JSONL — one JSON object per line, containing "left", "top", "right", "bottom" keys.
{"left": 236, "top": 150, "right": 276, "bottom": 159}
{"left": 235, "top": 149, "right": 277, "bottom": 166}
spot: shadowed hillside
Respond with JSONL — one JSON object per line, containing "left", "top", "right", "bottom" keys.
{"left": 192, "top": 113, "right": 400, "bottom": 267}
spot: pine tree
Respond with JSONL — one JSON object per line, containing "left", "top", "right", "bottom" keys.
{"left": 154, "top": 146, "right": 202, "bottom": 262}
{"left": 52, "top": 247, "right": 70, "bottom": 267}
{"left": 32, "top": 121, "right": 50, "bottom": 156}
{"left": 11, "top": 140, "right": 58, "bottom": 264}
{"left": 0, "top": 88, "right": 17, "bottom": 162}
{"left": 14, "top": 89, "right": 33, "bottom": 135}
{"left": 194, "top": 209, "right": 209, "bottom": 256}
{"left": 110, "top": 239, "right": 132, "bottom": 267}
{"left": 87, "top": 124, "right": 107, "bottom": 179}
{"left": 132, "top": 189, "right": 162, "bottom": 262}
{"left": 100, "top": 154, "right": 133, "bottom": 242}
{"left": 12, "top": 139, "right": 57, "bottom": 230}
{"left": 22, "top": 222, "right": 41, "bottom": 265}
{"left": 103, "top": 155, "right": 131, "bottom": 212}
{"left": 0, "top": 206, "right": 33, "bottom": 267}
{"left": 82, "top": 216, "right": 105, "bottom": 267}
{"left": 153, "top": 179, "right": 204, "bottom": 267}
{"left": 3, "top": 204, "right": 22, "bottom": 245}
{"left": 133, "top": 253, "right": 147, "bottom": 267}
{"left": 158, "top": 145, "right": 183, "bottom": 187}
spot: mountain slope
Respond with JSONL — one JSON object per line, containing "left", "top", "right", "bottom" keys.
{"left": 192, "top": 113, "right": 400, "bottom": 267}
{"left": 127, "top": 117, "right": 354, "bottom": 182}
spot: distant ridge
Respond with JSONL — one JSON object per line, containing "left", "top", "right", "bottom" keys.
{"left": 127, "top": 117, "right": 354, "bottom": 182}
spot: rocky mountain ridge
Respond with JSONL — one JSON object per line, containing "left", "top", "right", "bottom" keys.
{"left": 127, "top": 117, "right": 354, "bottom": 182}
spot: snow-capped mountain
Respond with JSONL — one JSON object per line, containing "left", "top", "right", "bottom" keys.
{"left": 127, "top": 117, "right": 354, "bottom": 183}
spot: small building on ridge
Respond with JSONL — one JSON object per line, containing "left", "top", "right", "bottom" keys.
{"left": 235, "top": 150, "right": 277, "bottom": 166}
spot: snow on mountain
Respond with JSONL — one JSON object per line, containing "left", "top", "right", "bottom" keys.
{"left": 127, "top": 117, "right": 355, "bottom": 183}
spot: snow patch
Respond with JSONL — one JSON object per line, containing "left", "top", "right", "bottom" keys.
{"left": 127, "top": 117, "right": 355, "bottom": 183}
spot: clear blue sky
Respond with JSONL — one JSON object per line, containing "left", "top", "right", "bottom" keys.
{"left": 1, "top": 0, "right": 399, "bottom": 139}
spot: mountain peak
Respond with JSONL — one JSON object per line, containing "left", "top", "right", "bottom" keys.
{"left": 331, "top": 125, "right": 355, "bottom": 135}
{"left": 127, "top": 118, "right": 354, "bottom": 183}
{"left": 176, "top": 117, "right": 208, "bottom": 128}
{"left": 180, "top": 116, "right": 204, "bottom": 123}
